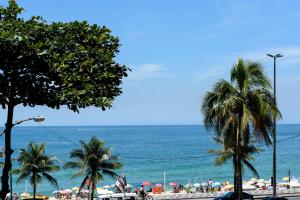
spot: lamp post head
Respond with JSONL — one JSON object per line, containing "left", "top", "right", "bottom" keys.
{"left": 33, "top": 116, "right": 45, "bottom": 123}
{"left": 267, "top": 53, "right": 283, "bottom": 58}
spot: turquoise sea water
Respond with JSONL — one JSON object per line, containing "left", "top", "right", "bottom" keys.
{"left": 0, "top": 125, "right": 300, "bottom": 195}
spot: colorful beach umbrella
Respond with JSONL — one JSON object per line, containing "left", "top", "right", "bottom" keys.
{"left": 20, "top": 193, "right": 30, "bottom": 197}
{"left": 169, "top": 182, "right": 177, "bottom": 186}
{"left": 155, "top": 183, "right": 162, "bottom": 187}
{"left": 142, "top": 181, "right": 152, "bottom": 186}
{"left": 223, "top": 184, "right": 233, "bottom": 190}
{"left": 72, "top": 187, "right": 79, "bottom": 191}
{"left": 282, "top": 177, "right": 289, "bottom": 181}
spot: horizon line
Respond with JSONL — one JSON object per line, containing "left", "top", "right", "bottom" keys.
{"left": 5, "top": 123, "right": 300, "bottom": 127}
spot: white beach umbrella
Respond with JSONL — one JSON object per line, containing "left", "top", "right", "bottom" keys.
{"left": 242, "top": 184, "right": 256, "bottom": 190}
{"left": 247, "top": 180, "right": 255, "bottom": 185}
{"left": 103, "top": 185, "right": 112, "bottom": 189}
{"left": 201, "top": 182, "right": 208, "bottom": 186}
{"left": 125, "top": 184, "right": 132, "bottom": 188}
{"left": 193, "top": 183, "right": 200, "bottom": 187}
{"left": 250, "top": 178, "right": 257, "bottom": 182}
{"left": 257, "top": 179, "right": 265, "bottom": 183}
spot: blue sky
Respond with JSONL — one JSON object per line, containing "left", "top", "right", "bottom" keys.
{"left": 1, "top": 0, "right": 300, "bottom": 126}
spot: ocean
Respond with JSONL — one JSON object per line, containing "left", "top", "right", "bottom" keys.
{"left": 0, "top": 125, "right": 299, "bottom": 195}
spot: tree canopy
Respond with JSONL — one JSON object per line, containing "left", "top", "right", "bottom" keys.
{"left": 0, "top": 1, "right": 129, "bottom": 198}
{"left": 0, "top": 0, "right": 129, "bottom": 111}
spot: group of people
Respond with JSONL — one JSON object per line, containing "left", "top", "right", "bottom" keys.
{"left": 5, "top": 191, "right": 18, "bottom": 200}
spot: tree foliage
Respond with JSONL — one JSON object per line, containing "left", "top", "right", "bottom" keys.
{"left": 0, "top": 0, "right": 129, "bottom": 111}
{"left": 64, "top": 136, "right": 122, "bottom": 200}
{"left": 16, "top": 143, "right": 60, "bottom": 200}
{"left": 0, "top": 1, "right": 129, "bottom": 198}
{"left": 202, "top": 59, "right": 280, "bottom": 199}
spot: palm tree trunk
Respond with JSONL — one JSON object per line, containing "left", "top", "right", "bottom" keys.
{"left": 0, "top": 100, "right": 15, "bottom": 200}
{"left": 88, "top": 178, "right": 92, "bottom": 200}
{"left": 233, "top": 156, "right": 237, "bottom": 192}
{"left": 90, "top": 182, "right": 95, "bottom": 200}
{"left": 236, "top": 122, "right": 243, "bottom": 200}
{"left": 33, "top": 173, "right": 36, "bottom": 200}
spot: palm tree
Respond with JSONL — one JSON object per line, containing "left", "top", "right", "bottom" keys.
{"left": 202, "top": 59, "right": 280, "bottom": 200}
{"left": 16, "top": 143, "right": 60, "bottom": 200}
{"left": 209, "top": 129, "right": 262, "bottom": 191}
{"left": 64, "top": 136, "right": 122, "bottom": 200}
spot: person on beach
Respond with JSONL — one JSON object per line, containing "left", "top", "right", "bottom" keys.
{"left": 139, "top": 185, "right": 146, "bottom": 199}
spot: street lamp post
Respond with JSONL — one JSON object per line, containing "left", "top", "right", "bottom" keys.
{"left": 1, "top": 116, "right": 45, "bottom": 200}
{"left": 267, "top": 53, "right": 283, "bottom": 198}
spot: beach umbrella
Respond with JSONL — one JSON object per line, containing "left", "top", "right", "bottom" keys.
{"left": 250, "top": 178, "right": 257, "bottom": 182}
{"left": 247, "top": 180, "right": 255, "bottom": 185}
{"left": 142, "top": 181, "right": 152, "bottom": 186}
{"left": 103, "top": 185, "right": 112, "bottom": 189}
{"left": 169, "top": 182, "right": 177, "bottom": 187}
{"left": 212, "top": 182, "right": 221, "bottom": 188}
{"left": 72, "top": 187, "right": 80, "bottom": 191}
{"left": 257, "top": 179, "right": 265, "bottom": 183}
{"left": 223, "top": 184, "right": 233, "bottom": 190}
{"left": 97, "top": 187, "right": 104, "bottom": 190}
{"left": 243, "top": 184, "right": 256, "bottom": 190}
{"left": 60, "top": 189, "right": 72, "bottom": 194}
{"left": 184, "top": 184, "right": 191, "bottom": 188}
{"left": 282, "top": 177, "right": 289, "bottom": 181}
{"left": 155, "top": 183, "right": 162, "bottom": 187}
{"left": 201, "top": 182, "right": 208, "bottom": 186}
{"left": 126, "top": 184, "right": 132, "bottom": 188}
{"left": 256, "top": 182, "right": 265, "bottom": 187}
{"left": 193, "top": 183, "right": 200, "bottom": 187}
{"left": 20, "top": 193, "right": 30, "bottom": 197}
{"left": 52, "top": 190, "right": 59, "bottom": 194}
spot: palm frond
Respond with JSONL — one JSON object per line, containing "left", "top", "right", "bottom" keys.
{"left": 42, "top": 172, "right": 59, "bottom": 188}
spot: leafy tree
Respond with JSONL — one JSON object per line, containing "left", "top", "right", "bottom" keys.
{"left": 0, "top": 1, "right": 128, "bottom": 198}
{"left": 64, "top": 136, "right": 122, "bottom": 200}
{"left": 16, "top": 143, "right": 60, "bottom": 200}
{"left": 202, "top": 59, "right": 280, "bottom": 200}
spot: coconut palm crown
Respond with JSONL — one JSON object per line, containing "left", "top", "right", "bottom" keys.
{"left": 16, "top": 143, "right": 60, "bottom": 200}
{"left": 202, "top": 59, "right": 281, "bottom": 200}
{"left": 64, "top": 136, "right": 122, "bottom": 200}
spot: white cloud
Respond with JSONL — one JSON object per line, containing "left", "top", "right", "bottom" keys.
{"left": 128, "top": 64, "right": 168, "bottom": 80}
